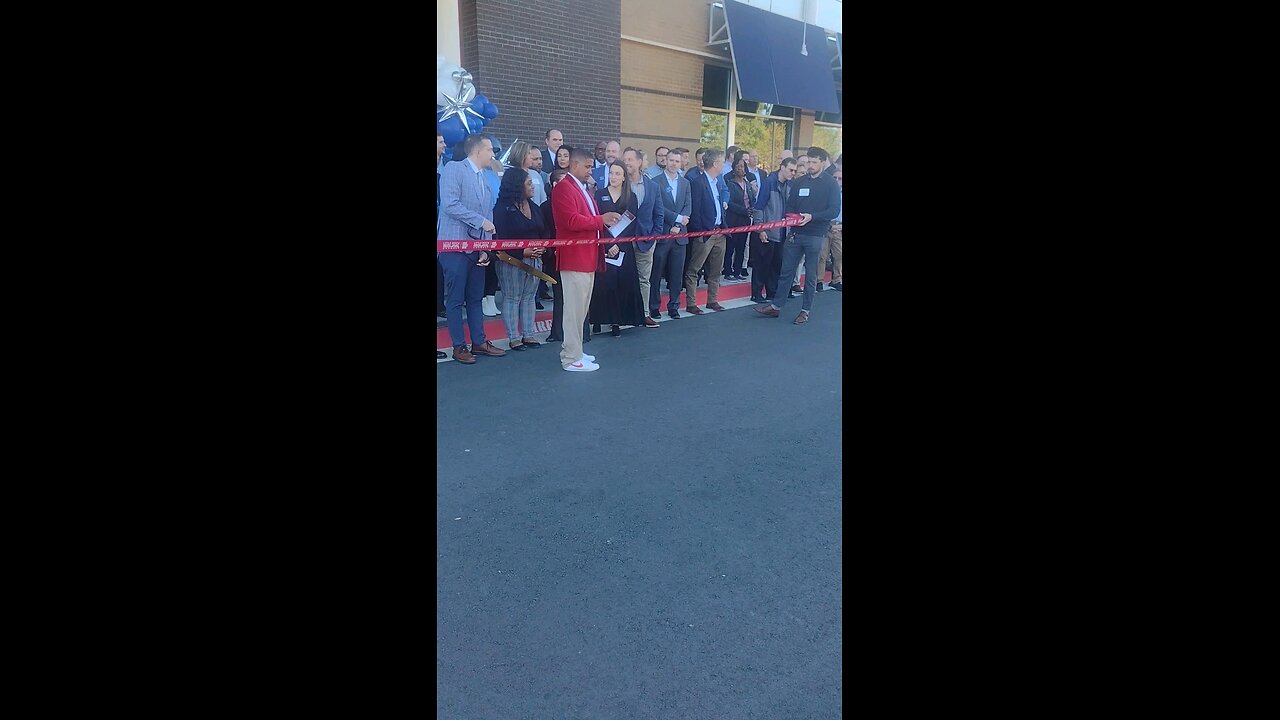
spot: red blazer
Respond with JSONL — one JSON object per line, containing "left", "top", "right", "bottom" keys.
{"left": 551, "top": 176, "right": 607, "bottom": 273}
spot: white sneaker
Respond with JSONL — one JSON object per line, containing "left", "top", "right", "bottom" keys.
{"left": 564, "top": 359, "right": 599, "bottom": 372}
{"left": 581, "top": 353, "right": 596, "bottom": 362}
{"left": 482, "top": 296, "right": 500, "bottom": 316}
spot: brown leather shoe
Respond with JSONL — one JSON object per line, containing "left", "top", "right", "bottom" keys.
{"left": 686, "top": 305, "right": 704, "bottom": 315}
{"left": 706, "top": 302, "right": 727, "bottom": 312}
{"left": 643, "top": 317, "right": 660, "bottom": 328}
{"left": 521, "top": 338, "right": 541, "bottom": 347}
{"left": 453, "top": 345, "right": 476, "bottom": 364}
{"left": 471, "top": 341, "right": 507, "bottom": 357}
{"left": 755, "top": 305, "right": 780, "bottom": 318}
{"left": 793, "top": 311, "right": 810, "bottom": 325}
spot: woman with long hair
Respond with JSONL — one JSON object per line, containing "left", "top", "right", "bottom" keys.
{"left": 588, "top": 160, "right": 646, "bottom": 336}
{"left": 492, "top": 167, "right": 547, "bottom": 351}
{"left": 507, "top": 140, "right": 547, "bottom": 205}
{"left": 722, "top": 150, "right": 757, "bottom": 281}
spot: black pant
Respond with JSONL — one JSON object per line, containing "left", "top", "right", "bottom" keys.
{"left": 723, "top": 230, "right": 748, "bottom": 276}
{"left": 436, "top": 257, "right": 446, "bottom": 313}
{"left": 750, "top": 235, "right": 780, "bottom": 300}
{"left": 485, "top": 261, "right": 499, "bottom": 295}
{"left": 651, "top": 240, "right": 688, "bottom": 312}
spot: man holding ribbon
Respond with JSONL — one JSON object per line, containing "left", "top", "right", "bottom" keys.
{"left": 439, "top": 134, "right": 508, "bottom": 363}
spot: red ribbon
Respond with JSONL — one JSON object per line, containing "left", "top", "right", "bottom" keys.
{"left": 437, "top": 214, "right": 805, "bottom": 252}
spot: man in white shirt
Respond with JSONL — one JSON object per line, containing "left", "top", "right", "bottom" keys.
{"left": 684, "top": 148, "right": 729, "bottom": 314}
{"left": 541, "top": 129, "right": 564, "bottom": 172}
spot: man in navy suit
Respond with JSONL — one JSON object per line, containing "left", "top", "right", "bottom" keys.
{"left": 653, "top": 149, "right": 692, "bottom": 319}
{"left": 622, "top": 147, "right": 666, "bottom": 328}
{"left": 540, "top": 129, "right": 563, "bottom": 174}
{"left": 684, "top": 149, "right": 729, "bottom": 315}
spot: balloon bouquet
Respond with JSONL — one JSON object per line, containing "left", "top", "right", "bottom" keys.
{"left": 436, "top": 56, "right": 500, "bottom": 150}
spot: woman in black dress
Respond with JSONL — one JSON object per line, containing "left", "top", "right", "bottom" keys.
{"left": 589, "top": 160, "right": 646, "bottom": 337}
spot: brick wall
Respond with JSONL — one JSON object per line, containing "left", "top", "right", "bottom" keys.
{"left": 459, "top": 0, "right": 621, "bottom": 153}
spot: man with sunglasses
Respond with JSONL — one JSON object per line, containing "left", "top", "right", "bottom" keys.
{"left": 438, "top": 134, "right": 508, "bottom": 364}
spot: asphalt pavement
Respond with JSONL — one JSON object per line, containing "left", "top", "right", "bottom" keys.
{"left": 437, "top": 290, "right": 843, "bottom": 719}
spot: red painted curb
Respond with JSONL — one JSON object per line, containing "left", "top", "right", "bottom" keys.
{"left": 436, "top": 271, "right": 819, "bottom": 349}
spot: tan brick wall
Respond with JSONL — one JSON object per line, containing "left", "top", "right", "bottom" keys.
{"left": 622, "top": 0, "right": 712, "bottom": 53}
{"left": 621, "top": 41, "right": 707, "bottom": 100}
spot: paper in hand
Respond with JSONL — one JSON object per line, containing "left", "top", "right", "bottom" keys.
{"left": 608, "top": 211, "right": 636, "bottom": 238}
{"left": 605, "top": 251, "right": 625, "bottom": 267}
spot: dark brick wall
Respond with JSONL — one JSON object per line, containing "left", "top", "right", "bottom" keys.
{"left": 459, "top": 0, "right": 621, "bottom": 154}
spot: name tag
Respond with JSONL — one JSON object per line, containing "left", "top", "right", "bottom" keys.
{"left": 601, "top": 195, "right": 610, "bottom": 202}
{"left": 798, "top": 188, "right": 811, "bottom": 197}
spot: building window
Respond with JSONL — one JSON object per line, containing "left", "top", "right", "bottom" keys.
{"left": 733, "top": 115, "right": 792, "bottom": 173}
{"left": 702, "top": 65, "right": 731, "bottom": 110}
{"left": 701, "top": 111, "right": 728, "bottom": 151}
{"left": 812, "top": 125, "right": 842, "bottom": 162}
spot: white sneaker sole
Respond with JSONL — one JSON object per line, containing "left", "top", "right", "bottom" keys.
{"left": 564, "top": 362, "right": 599, "bottom": 372}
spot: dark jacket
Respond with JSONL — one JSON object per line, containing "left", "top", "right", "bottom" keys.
{"left": 785, "top": 171, "right": 841, "bottom": 238}
{"left": 628, "top": 174, "right": 665, "bottom": 252}
{"left": 687, "top": 170, "right": 724, "bottom": 238}
{"left": 755, "top": 171, "right": 790, "bottom": 242}
{"left": 655, "top": 171, "right": 692, "bottom": 246}
{"left": 723, "top": 173, "right": 758, "bottom": 229}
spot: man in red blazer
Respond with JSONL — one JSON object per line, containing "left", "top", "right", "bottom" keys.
{"left": 552, "top": 147, "right": 622, "bottom": 372}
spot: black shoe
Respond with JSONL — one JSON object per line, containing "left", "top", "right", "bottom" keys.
{"left": 650, "top": 309, "right": 661, "bottom": 320}
{"left": 437, "top": 310, "right": 447, "bottom": 318}
{"left": 791, "top": 284, "right": 802, "bottom": 293}
{"left": 611, "top": 325, "right": 621, "bottom": 337}
{"left": 817, "top": 281, "right": 825, "bottom": 292}
{"left": 535, "top": 301, "right": 545, "bottom": 310}
{"left": 509, "top": 342, "right": 527, "bottom": 351}
{"left": 668, "top": 308, "right": 681, "bottom": 319}
{"left": 750, "top": 295, "right": 764, "bottom": 303}
{"left": 833, "top": 281, "right": 843, "bottom": 291}
{"left": 592, "top": 324, "right": 601, "bottom": 333}
{"left": 436, "top": 350, "right": 446, "bottom": 359}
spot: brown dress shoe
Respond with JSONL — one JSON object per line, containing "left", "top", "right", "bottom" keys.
{"left": 706, "top": 302, "right": 727, "bottom": 312}
{"left": 793, "top": 311, "right": 810, "bottom": 325}
{"left": 755, "top": 305, "right": 780, "bottom": 318}
{"left": 471, "top": 341, "right": 507, "bottom": 357}
{"left": 453, "top": 345, "right": 476, "bottom": 364}
{"left": 521, "top": 338, "right": 541, "bottom": 347}
{"left": 643, "top": 317, "right": 660, "bottom": 328}
{"left": 686, "top": 305, "right": 704, "bottom": 315}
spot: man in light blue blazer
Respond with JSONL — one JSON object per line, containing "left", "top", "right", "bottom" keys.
{"left": 438, "top": 134, "right": 508, "bottom": 364}
{"left": 652, "top": 149, "right": 692, "bottom": 319}
{"left": 622, "top": 147, "right": 666, "bottom": 328}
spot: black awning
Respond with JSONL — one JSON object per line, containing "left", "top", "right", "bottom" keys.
{"left": 724, "top": 1, "right": 840, "bottom": 115}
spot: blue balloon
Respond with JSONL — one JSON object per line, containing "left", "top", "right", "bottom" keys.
{"left": 473, "top": 95, "right": 500, "bottom": 120}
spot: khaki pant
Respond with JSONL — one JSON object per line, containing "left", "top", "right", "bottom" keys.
{"left": 827, "top": 223, "right": 843, "bottom": 283}
{"left": 684, "top": 234, "right": 726, "bottom": 307}
{"left": 559, "top": 270, "right": 595, "bottom": 368}
{"left": 635, "top": 245, "right": 654, "bottom": 311}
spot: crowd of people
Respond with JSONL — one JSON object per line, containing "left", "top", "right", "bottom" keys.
{"left": 437, "top": 128, "right": 843, "bottom": 370}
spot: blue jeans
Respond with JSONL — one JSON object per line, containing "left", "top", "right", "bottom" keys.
{"left": 771, "top": 233, "right": 825, "bottom": 313}
{"left": 495, "top": 258, "right": 541, "bottom": 341}
{"left": 438, "top": 252, "right": 487, "bottom": 347}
